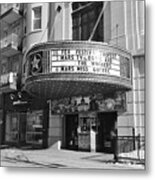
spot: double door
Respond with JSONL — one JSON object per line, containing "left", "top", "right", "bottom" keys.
{"left": 5, "top": 112, "right": 26, "bottom": 145}
{"left": 26, "top": 110, "right": 47, "bottom": 148}
{"left": 97, "top": 112, "right": 117, "bottom": 153}
{"left": 65, "top": 112, "right": 117, "bottom": 153}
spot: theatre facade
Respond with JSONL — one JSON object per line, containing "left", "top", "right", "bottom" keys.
{"left": 0, "top": 2, "right": 144, "bottom": 154}
{"left": 10, "top": 40, "right": 132, "bottom": 153}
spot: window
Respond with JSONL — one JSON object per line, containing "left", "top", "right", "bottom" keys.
{"left": 72, "top": 2, "right": 104, "bottom": 41}
{"left": 137, "top": 1, "right": 144, "bottom": 34}
{"left": 32, "top": 6, "right": 42, "bottom": 30}
{"left": 12, "top": 60, "right": 19, "bottom": 73}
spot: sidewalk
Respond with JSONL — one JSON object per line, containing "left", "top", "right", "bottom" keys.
{"left": 0, "top": 147, "right": 145, "bottom": 169}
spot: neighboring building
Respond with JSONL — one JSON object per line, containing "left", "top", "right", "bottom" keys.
{"left": 0, "top": 2, "right": 72, "bottom": 147}
{"left": 103, "top": 1, "right": 145, "bottom": 139}
{"left": 0, "top": 1, "right": 145, "bottom": 154}
{"left": 0, "top": 3, "right": 24, "bottom": 145}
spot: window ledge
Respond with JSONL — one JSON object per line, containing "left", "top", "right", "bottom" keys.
{"left": 28, "top": 29, "right": 43, "bottom": 36}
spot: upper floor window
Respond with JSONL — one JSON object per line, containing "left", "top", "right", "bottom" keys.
{"left": 72, "top": 2, "right": 104, "bottom": 41}
{"left": 32, "top": 6, "right": 42, "bottom": 31}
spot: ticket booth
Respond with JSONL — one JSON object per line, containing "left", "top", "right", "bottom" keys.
{"left": 64, "top": 111, "right": 117, "bottom": 153}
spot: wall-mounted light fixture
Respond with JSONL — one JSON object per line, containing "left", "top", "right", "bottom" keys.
{"left": 10, "top": 94, "right": 15, "bottom": 100}
{"left": 57, "top": 5, "right": 62, "bottom": 12}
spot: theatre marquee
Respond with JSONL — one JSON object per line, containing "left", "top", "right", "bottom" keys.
{"left": 24, "top": 41, "right": 132, "bottom": 99}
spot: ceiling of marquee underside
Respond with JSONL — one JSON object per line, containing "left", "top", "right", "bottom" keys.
{"left": 24, "top": 74, "right": 132, "bottom": 100}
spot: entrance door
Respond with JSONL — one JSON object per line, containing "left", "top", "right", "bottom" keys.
{"left": 5, "top": 112, "right": 27, "bottom": 146}
{"left": 26, "top": 110, "right": 44, "bottom": 148}
{"left": 97, "top": 112, "right": 117, "bottom": 153}
{"left": 5, "top": 112, "right": 19, "bottom": 144}
{"left": 65, "top": 114, "right": 78, "bottom": 150}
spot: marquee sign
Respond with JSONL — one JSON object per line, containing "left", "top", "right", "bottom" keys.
{"left": 25, "top": 41, "right": 132, "bottom": 99}
{"left": 48, "top": 48, "right": 130, "bottom": 79}
{"left": 50, "top": 49, "right": 123, "bottom": 77}
{"left": 27, "top": 42, "right": 131, "bottom": 80}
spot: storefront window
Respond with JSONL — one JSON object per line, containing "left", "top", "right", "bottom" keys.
{"left": 26, "top": 110, "right": 43, "bottom": 146}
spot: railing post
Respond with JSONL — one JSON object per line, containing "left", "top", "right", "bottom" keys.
{"left": 132, "top": 127, "right": 135, "bottom": 150}
{"left": 113, "top": 129, "right": 118, "bottom": 162}
{"left": 137, "top": 133, "right": 140, "bottom": 160}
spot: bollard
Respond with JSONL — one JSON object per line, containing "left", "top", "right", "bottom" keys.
{"left": 111, "top": 129, "right": 118, "bottom": 162}
{"left": 113, "top": 135, "right": 118, "bottom": 162}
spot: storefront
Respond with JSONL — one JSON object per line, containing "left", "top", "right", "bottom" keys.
{"left": 23, "top": 41, "right": 132, "bottom": 152}
{"left": 0, "top": 72, "right": 18, "bottom": 146}
{"left": 3, "top": 91, "right": 49, "bottom": 148}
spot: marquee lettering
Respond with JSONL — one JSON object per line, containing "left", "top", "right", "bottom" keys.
{"left": 27, "top": 47, "right": 130, "bottom": 79}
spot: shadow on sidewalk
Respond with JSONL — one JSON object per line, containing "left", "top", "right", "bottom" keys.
{"left": 118, "top": 156, "right": 145, "bottom": 165}
{"left": 2, "top": 156, "right": 68, "bottom": 168}
{"left": 81, "top": 154, "right": 145, "bottom": 165}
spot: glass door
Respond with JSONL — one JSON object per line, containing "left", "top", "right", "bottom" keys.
{"left": 5, "top": 112, "right": 19, "bottom": 143}
{"left": 26, "top": 110, "right": 43, "bottom": 147}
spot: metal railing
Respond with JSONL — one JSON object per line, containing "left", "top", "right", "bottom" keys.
{"left": 0, "top": 33, "right": 19, "bottom": 49}
{"left": 117, "top": 134, "right": 145, "bottom": 163}
{"left": 0, "top": 3, "right": 21, "bottom": 16}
